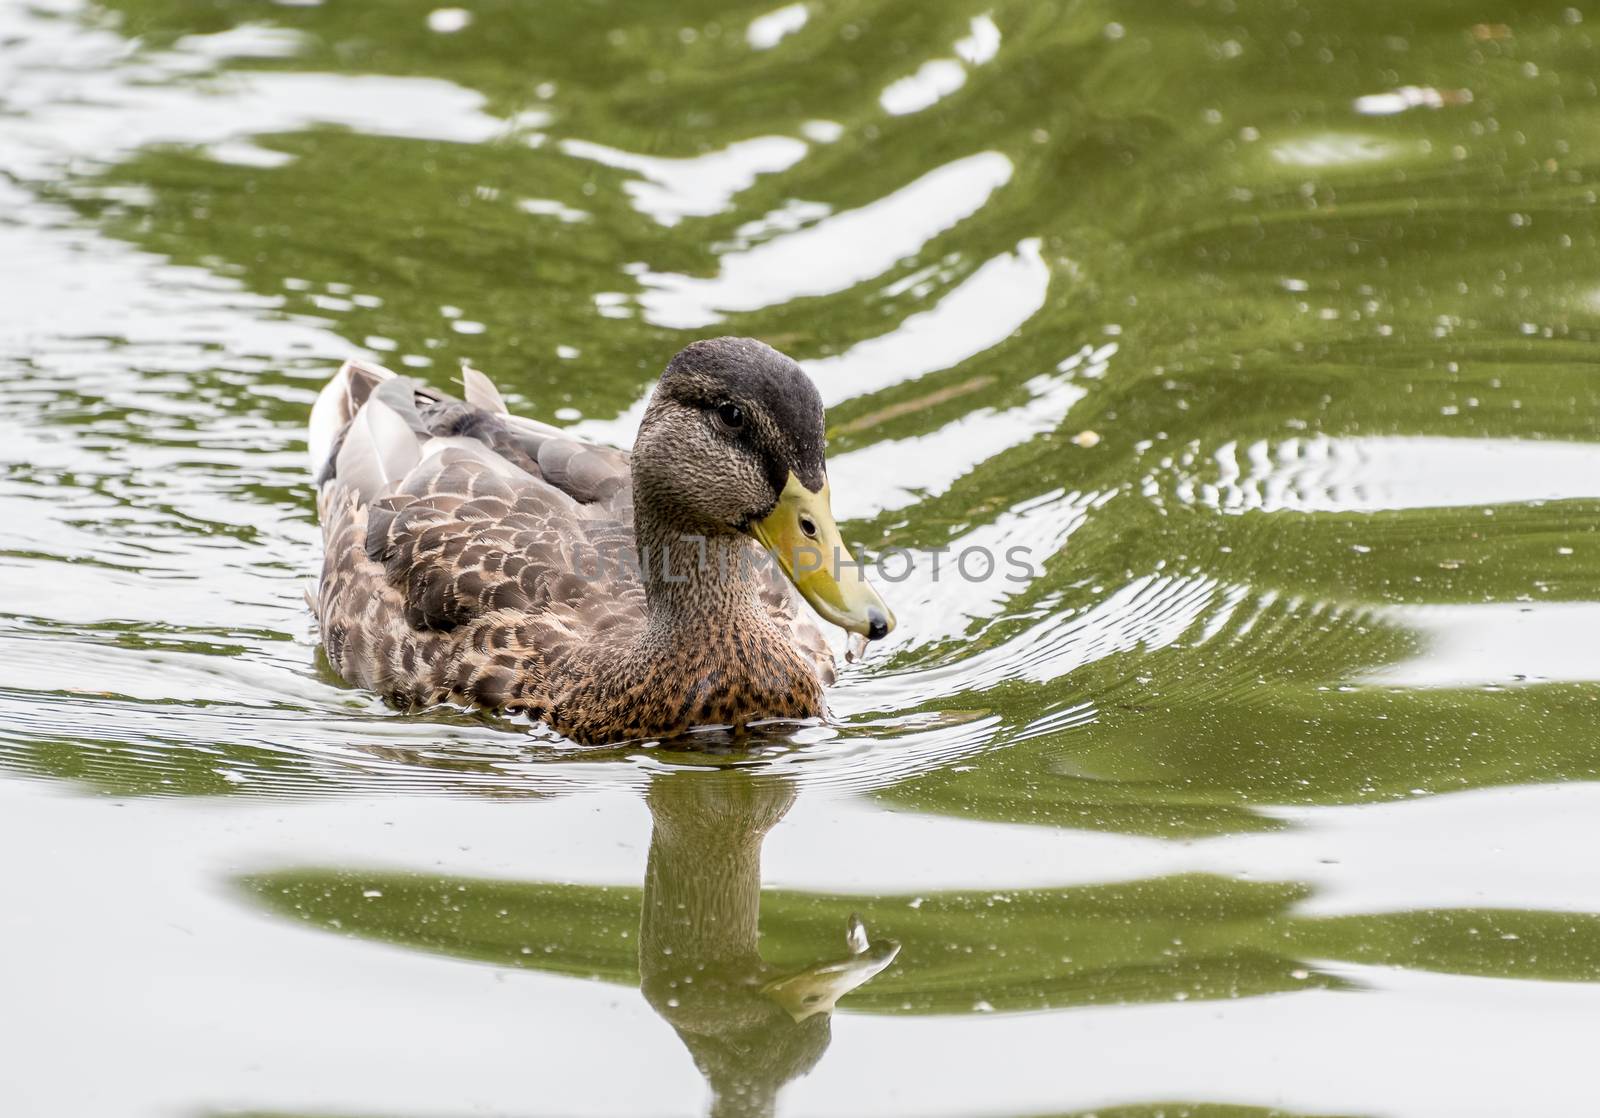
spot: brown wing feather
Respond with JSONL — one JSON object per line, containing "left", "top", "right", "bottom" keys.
{"left": 360, "top": 446, "right": 641, "bottom": 634}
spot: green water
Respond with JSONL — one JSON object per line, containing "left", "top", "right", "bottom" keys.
{"left": 2, "top": 1, "right": 1599, "bottom": 1114}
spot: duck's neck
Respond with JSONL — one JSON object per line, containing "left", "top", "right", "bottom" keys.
{"left": 633, "top": 504, "right": 773, "bottom": 648}
{"left": 572, "top": 501, "right": 823, "bottom": 738}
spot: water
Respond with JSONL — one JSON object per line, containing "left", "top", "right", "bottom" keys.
{"left": 2, "top": 1, "right": 1599, "bottom": 1114}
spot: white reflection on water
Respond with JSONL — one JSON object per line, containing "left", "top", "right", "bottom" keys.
{"left": 840, "top": 488, "right": 1109, "bottom": 658}
{"left": 634, "top": 151, "right": 1014, "bottom": 328}
{"left": 830, "top": 373, "right": 1086, "bottom": 519}
{"left": 1269, "top": 131, "right": 1406, "bottom": 168}
{"left": 915, "top": 572, "right": 1228, "bottom": 692}
{"left": 746, "top": 2, "right": 809, "bottom": 50}
{"left": 879, "top": 13, "right": 1001, "bottom": 116}
{"left": 518, "top": 196, "right": 592, "bottom": 224}
{"left": 807, "top": 236, "right": 1048, "bottom": 406}
{"left": 880, "top": 59, "right": 967, "bottom": 116}
{"left": 172, "top": 24, "right": 310, "bottom": 59}
{"left": 954, "top": 15, "right": 1002, "bottom": 66}
{"left": 1353, "top": 85, "right": 1471, "bottom": 115}
{"left": 0, "top": 5, "right": 516, "bottom": 179}
{"left": 1364, "top": 603, "right": 1600, "bottom": 688}
{"left": 1175, "top": 435, "right": 1600, "bottom": 513}
{"left": 561, "top": 135, "right": 809, "bottom": 227}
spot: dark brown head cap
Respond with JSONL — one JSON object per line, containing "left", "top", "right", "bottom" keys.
{"left": 662, "top": 337, "right": 827, "bottom": 492}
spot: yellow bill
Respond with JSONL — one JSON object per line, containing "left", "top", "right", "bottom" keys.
{"left": 749, "top": 473, "right": 895, "bottom": 640}
{"left": 761, "top": 914, "right": 901, "bottom": 1022}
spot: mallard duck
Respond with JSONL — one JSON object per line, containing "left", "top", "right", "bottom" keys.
{"left": 308, "top": 337, "right": 893, "bottom": 744}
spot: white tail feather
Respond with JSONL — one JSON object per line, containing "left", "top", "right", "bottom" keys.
{"left": 307, "top": 365, "right": 352, "bottom": 474}
{"left": 344, "top": 357, "right": 397, "bottom": 381}
{"left": 336, "top": 396, "right": 420, "bottom": 501}
{"left": 308, "top": 357, "right": 397, "bottom": 475}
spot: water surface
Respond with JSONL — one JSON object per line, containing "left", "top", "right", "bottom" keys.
{"left": 3, "top": 1, "right": 1600, "bottom": 1115}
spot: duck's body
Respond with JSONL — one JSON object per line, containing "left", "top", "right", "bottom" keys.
{"left": 309, "top": 338, "right": 889, "bottom": 744}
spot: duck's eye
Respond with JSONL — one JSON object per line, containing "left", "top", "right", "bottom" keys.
{"left": 715, "top": 401, "right": 745, "bottom": 430}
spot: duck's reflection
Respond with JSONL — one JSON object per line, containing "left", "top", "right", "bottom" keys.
{"left": 242, "top": 767, "right": 899, "bottom": 1118}
{"left": 640, "top": 770, "right": 898, "bottom": 1118}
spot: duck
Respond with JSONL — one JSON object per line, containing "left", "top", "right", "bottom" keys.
{"left": 307, "top": 336, "right": 894, "bottom": 744}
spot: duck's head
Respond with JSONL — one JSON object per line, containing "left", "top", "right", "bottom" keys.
{"left": 634, "top": 337, "right": 894, "bottom": 641}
